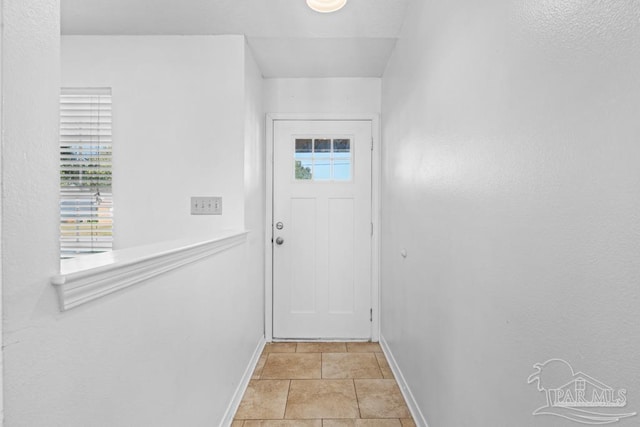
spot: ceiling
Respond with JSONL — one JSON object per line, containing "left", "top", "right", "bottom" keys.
{"left": 60, "top": 0, "right": 410, "bottom": 78}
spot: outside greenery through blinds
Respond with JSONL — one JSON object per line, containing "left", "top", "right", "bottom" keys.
{"left": 60, "top": 88, "right": 113, "bottom": 258}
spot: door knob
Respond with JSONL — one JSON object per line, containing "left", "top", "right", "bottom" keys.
{"left": 275, "top": 237, "right": 284, "bottom": 245}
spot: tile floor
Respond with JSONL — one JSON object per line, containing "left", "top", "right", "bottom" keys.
{"left": 232, "top": 342, "right": 416, "bottom": 427}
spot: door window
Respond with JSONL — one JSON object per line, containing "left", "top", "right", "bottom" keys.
{"left": 294, "top": 137, "right": 352, "bottom": 181}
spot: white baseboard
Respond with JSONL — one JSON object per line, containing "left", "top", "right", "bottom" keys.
{"left": 380, "top": 336, "right": 430, "bottom": 427}
{"left": 219, "top": 335, "right": 266, "bottom": 427}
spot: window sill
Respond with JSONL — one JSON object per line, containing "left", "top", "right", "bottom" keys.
{"left": 51, "top": 230, "right": 248, "bottom": 311}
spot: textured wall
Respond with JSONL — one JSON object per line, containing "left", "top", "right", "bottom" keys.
{"left": 244, "top": 40, "right": 266, "bottom": 340}
{"left": 263, "top": 77, "right": 381, "bottom": 114}
{"left": 1, "top": 0, "right": 60, "bottom": 333}
{"left": 4, "top": 25, "right": 264, "bottom": 426}
{"left": 62, "top": 35, "right": 246, "bottom": 249}
{"left": 381, "top": 0, "right": 640, "bottom": 425}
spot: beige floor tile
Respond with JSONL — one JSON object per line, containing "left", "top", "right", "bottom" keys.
{"left": 400, "top": 419, "right": 416, "bottom": 427}
{"left": 322, "top": 421, "right": 357, "bottom": 427}
{"left": 346, "top": 342, "right": 382, "bottom": 353}
{"left": 243, "top": 421, "right": 321, "bottom": 427}
{"left": 252, "top": 354, "right": 268, "bottom": 379}
{"left": 355, "top": 379, "right": 411, "bottom": 419}
{"left": 262, "top": 353, "right": 322, "bottom": 379}
{"left": 322, "top": 353, "right": 383, "bottom": 379}
{"left": 263, "top": 342, "right": 297, "bottom": 353}
{"left": 234, "top": 380, "right": 290, "bottom": 420}
{"left": 285, "top": 379, "right": 359, "bottom": 419}
{"left": 297, "top": 342, "right": 347, "bottom": 353}
{"left": 356, "top": 418, "right": 402, "bottom": 427}
{"left": 374, "top": 353, "right": 394, "bottom": 379}
{"left": 231, "top": 421, "right": 244, "bottom": 427}
{"left": 323, "top": 420, "right": 402, "bottom": 426}
{"left": 357, "top": 421, "right": 402, "bottom": 427}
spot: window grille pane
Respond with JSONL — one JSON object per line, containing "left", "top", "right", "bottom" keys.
{"left": 60, "top": 88, "right": 113, "bottom": 258}
{"left": 295, "top": 138, "right": 313, "bottom": 180}
{"left": 333, "top": 139, "right": 350, "bottom": 153}
{"left": 313, "top": 154, "right": 331, "bottom": 180}
{"left": 314, "top": 139, "right": 331, "bottom": 153}
{"left": 294, "top": 136, "right": 352, "bottom": 181}
{"left": 295, "top": 138, "right": 312, "bottom": 153}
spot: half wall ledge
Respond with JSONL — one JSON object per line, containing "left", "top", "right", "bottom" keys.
{"left": 51, "top": 230, "right": 249, "bottom": 311}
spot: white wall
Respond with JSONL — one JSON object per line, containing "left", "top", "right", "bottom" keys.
{"left": 264, "top": 78, "right": 380, "bottom": 114}
{"left": 381, "top": 1, "right": 640, "bottom": 426}
{"left": 7, "top": 245, "right": 263, "bottom": 427}
{"left": 0, "top": 0, "right": 4, "bottom": 420}
{"left": 2, "top": 0, "right": 61, "bottom": 337}
{"left": 243, "top": 43, "right": 265, "bottom": 332}
{"left": 263, "top": 77, "right": 381, "bottom": 341}
{"left": 62, "top": 36, "right": 246, "bottom": 249}
{"left": 4, "top": 28, "right": 265, "bottom": 426}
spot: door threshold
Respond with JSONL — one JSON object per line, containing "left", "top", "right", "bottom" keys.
{"left": 271, "top": 338, "right": 375, "bottom": 343}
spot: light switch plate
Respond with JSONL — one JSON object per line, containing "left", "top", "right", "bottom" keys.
{"left": 191, "top": 196, "right": 222, "bottom": 215}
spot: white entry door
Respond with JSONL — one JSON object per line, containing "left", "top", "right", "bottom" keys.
{"left": 272, "top": 120, "right": 373, "bottom": 339}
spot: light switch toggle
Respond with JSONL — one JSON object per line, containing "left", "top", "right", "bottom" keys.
{"left": 191, "top": 196, "right": 222, "bottom": 215}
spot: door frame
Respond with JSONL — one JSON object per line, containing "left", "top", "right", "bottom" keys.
{"left": 265, "top": 113, "right": 381, "bottom": 342}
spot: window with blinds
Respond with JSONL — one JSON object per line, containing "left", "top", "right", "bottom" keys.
{"left": 60, "top": 88, "right": 113, "bottom": 258}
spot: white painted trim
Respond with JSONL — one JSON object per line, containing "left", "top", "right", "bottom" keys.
{"left": 267, "top": 113, "right": 381, "bottom": 122}
{"left": 264, "top": 115, "right": 275, "bottom": 341}
{"left": 51, "top": 230, "right": 248, "bottom": 311}
{"left": 0, "top": 1, "right": 4, "bottom": 421}
{"left": 219, "top": 336, "right": 266, "bottom": 427}
{"left": 370, "top": 114, "right": 381, "bottom": 341}
{"left": 273, "top": 338, "right": 370, "bottom": 343}
{"left": 380, "top": 336, "right": 430, "bottom": 427}
{"left": 264, "top": 113, "right": 381, "bottom": 341}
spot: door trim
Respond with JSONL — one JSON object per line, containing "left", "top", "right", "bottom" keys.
{"left": 265, "top": 113, "right": 381, "bottom": 342}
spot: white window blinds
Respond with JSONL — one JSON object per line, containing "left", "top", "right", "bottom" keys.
{"left": 60, "top": 88, "right": 113, "bottom": 258}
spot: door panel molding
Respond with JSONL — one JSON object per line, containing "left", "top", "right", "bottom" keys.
{"left": 265, "top": 113, "right": 381, "bottom": 341}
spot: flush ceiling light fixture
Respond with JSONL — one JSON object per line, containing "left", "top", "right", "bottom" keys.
{"left": 306, "top": 0, "right": 347, "bottom": 13}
